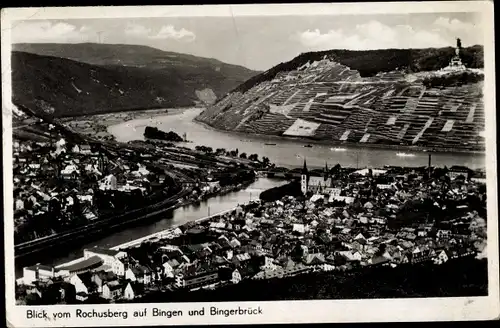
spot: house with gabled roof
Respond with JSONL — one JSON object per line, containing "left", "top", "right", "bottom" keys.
{"left": 22, "top": 264, "right": 58, "bottom": 285}
{"left": 434, "top": 249, "right": 450, "bottom": 264}
{"left": 91, "top": 270, "right": 117, "bottom": 293}
{"left": 232, "top": 252, "right": 251, "bottom": 267}
{"left": 125, "top": 265, "right": 152, "bottom": 285}
{"left": 102, "top": 280, "right": 124, "bottom": 300}
{"left": 354, "top": 232, "right": 367, "bottom": 241}
{"left": 123, "top": 281, "right": 144, "bottom": 300}
{"left": 337, "top": 250, "right": 362, "bottom": 262}
{"left": 304, "top": 253, "right": 326, "bottom": 266}
{"left": 367, "top": 255, "right": 391, "bottom": 267}
{"left": 69, "top": 272, "right": 95, "bottom": 296}
{"left": 230, "top": 237, "right": 241, "bottom": 248}
{"left": 83, "top": 247, "right": 127, "bottom": 276}
{"left": 238, "top": 264, "right": 259, "bottom": 280}
{"left": 162, "top": 259, "right": 180, "bottom": 278}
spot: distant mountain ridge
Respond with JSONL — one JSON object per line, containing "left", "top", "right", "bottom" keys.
{"left": 11, "top": 43, "right": 259, "bottom": 117}
{"left": 197, "top": 46, "right": 485, "bottom": 152}
{"left": 13, "top": 43, "right": 256, "bottom": 75}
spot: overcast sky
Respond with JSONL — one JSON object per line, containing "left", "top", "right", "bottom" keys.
{"left": 11, "top": 12, "right": 483, "bottom": 71}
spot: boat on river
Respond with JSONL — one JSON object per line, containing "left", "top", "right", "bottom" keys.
{"left": 396, "top": 152, "right": 416, "bottom": 157}
{"left": 331, "top": 147, "right": 347, "bottom": 152}
{"left": 264, "top": 143, "right": 276, "bottom": 146}
{"left": 304, "top": 144, "right": 313, "bottom": 148}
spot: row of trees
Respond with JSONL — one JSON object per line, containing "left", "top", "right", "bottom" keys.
{"left": 259, "top": 181, "right": 302, "bottom": 202}
{"left": 195, "top": 146, "right": 271, "bottom": 166}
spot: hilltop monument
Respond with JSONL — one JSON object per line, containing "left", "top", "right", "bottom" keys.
{"left": 442, "top": 37, "right": 467, "bottom": 71}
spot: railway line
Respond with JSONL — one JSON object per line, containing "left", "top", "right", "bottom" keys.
{"left": 14, "top": 186, "right": 191, "bottom": 258}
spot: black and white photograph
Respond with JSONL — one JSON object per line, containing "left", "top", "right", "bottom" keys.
{"left": 2, "top": 2, "right": 498, "bottom": 326}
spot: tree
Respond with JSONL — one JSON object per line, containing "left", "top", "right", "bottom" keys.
{"left": 239, "top": 153, "right": 247, "bottom": 159}
{"left": 291, "top": 243, "right": 304, "bottom": 261}
{"left": 262, "top": 156, "right": 270, "bottom": 166}
{"left": 432, "top": 167, "right": 448, "bottom": 180}
{"left": 333, "top": 254, "right": 347, "bottom": 266}
{"left": 331, "top": 163, "right": 342, "bottom": 177}
{"left": 72, "top": 194, "right": 84, "bottom": 221}
{"left": 248, "top": 154, "right": 258, "bottom": 161}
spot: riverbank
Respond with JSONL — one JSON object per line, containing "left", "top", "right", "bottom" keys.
{"left": 61, "top": 106, "right": 196, "bottom": 122}
{"left": 63, "top": 107, "right": 193, "bottom": 141}
{"left": 15, "top": 189, "right": 188, "bottom": 262}
{"left": 193, "top": 116, "right": 485, "bottom": 155}
{"left": 105, "top": 107, "right": 485, "bottom": 170}
{"left": 53, "top": 206, "right": 237, "bottom": 270}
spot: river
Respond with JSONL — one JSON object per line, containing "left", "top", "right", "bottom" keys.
{"left": 108, "top": 107, "right": 485, "bottom": 170}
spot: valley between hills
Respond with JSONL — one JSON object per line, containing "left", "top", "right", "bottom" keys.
{"left": 11, "top": 43, "right": 485, "bottom": 152}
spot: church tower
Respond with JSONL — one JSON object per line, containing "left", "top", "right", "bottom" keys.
{"left": 301, "top": 159, "right": 308, "bottom": 195}
{"left": 324, "top": 162, "right": 329, "bottom": 181}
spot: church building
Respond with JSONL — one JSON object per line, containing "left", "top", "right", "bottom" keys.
{"left": 301, "top": 159, "right": 334, "bottom": 195}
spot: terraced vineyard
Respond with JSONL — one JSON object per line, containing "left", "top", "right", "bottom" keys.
{"left": 197, "top": 57, "right": 485, "bottom": 152}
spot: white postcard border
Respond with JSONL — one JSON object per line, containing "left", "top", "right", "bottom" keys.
{"left": 2, "top": 2, "right": 499, "bottom": 327}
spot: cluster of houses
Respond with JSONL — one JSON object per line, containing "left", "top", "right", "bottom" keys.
{"left": 17, "top": 163, "right": 487, "bottom": 304}
{"left": 12, "top": 139, "right": 165, "bottom": 244}
{"left": 18, "top": 248, "right": 146, "bottom": 303}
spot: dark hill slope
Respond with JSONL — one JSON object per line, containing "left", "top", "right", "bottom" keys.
{"left": 12, "top": 51, "right": 191, "bottom": 117}
{"left": 13, "top": 43, "right": 258, "bottom": 102}
{"left": 234, "top": 46, "right": 483, "bottom": 94}
{"left": 11, "top": 48, "right": 257, "bottom": 117}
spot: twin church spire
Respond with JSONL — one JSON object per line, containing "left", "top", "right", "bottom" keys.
{"left": 301, "top": 159, "right": 330, "bottom": 180}
{"left": 301, "top": 158, "right": 333, "bottom": 195}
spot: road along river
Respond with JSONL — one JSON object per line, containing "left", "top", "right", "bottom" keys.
{"left": 108, "top": 107, "right": 485, "bottom": 170}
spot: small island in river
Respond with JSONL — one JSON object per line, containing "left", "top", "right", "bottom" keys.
{"left": 144, "top": 126, "right": 184, "bottom": 142}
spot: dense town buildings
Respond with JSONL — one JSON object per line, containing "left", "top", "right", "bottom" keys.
{"left": 12, "top": 138, "right": 166, "bottom": 244}
{"left": 16, "top": 162, "right": 487, "bottom": 304}
{"left": 12, "top": 132, "right": 259, "bottom": 247}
